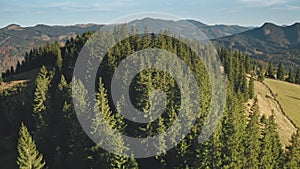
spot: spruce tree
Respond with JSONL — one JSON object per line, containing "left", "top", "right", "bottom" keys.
{"left": 245, "top": 54, "right": 251, "bottom": 73}
{"left": 220, "top": 92, "right": 246, "bottom": 169}
{"left": 266, "top": 61, "right": 275, "bottom": 78}
{"left": 296, "top": 68, "right": 300, "bottom": 84}
{"left": 287, "top": 67, "right": 296, "bottom": 83}
{"left": 244, "top": 97, "right": 260, "bottom": 169}
{"left": 284, "top": 130, "right": 300, "bottom": 168}
{"left": 260, "top": 115, "right": 283, "bottom": 169}
{"left": 33, "top": 66, "right": 51, "bottom": 130}
{"left": 17, "top": 123, "right": 46, "bottom": 169}
{"left": 260, "top": 117, "right": 273, "bottom": 169}
{"left": 141, "top": 26, "right": 151, "bottom": 48}
{"left": 257, "top": 64, "right": 265, "bottom": 82}
{"left": 248, "top": 73, "right": 255, "bottom": 99}
{"left": 276, "top": 62, "right": 285, "bottom": 81}
{"left": 56, "top": 47, "right": 63, "bottom": 71}
{"left": 91, "top": 78, "right": 138, "bottom": 169}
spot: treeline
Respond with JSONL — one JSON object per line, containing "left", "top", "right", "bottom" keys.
{"left": 265, "top": 61, "right": 300, "bottom": 84}
{"left": 1, "top": 32, "right": 93, "bottom": 81}
{"left": 0, "top": 25, "right": 299, "bottom": 169}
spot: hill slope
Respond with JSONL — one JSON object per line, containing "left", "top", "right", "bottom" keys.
{"left": 0, "top": 18, "right": 253, "bottom": 72}
{"left": 129, "top": 18, "right": 253, "bottom": 39}
{"left": 0, "top": 24, "right": 103, "bottom": 71}
{"left": 253, "top": 79, "right": 297, "bottom": 146}
{"left": 264, "top": 78, "right": 300, "bottom": 128}
{"left": 213, "top": 23, "right": 300, "bottom": 67}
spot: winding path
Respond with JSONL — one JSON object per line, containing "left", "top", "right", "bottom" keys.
{"left": 254, "top": 80, "right": 297, "bottom": 146}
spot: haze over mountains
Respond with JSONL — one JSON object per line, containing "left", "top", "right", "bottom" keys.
{"left": 213, "top": 22, "right": 300, "bottom": 67}
{"left": 0, "top": 23, "right": 103, "bottom": 71}
{"left": 127, "top": 18, "right": 253, "bottom": 39}
{"left": 0, "top": 17, "right": 299, "bottom": 72}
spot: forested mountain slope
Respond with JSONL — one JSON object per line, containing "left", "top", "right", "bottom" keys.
{"left": 0, "top": 26, "right": 299, "bottom": 169}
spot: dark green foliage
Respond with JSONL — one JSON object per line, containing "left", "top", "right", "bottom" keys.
{"left": 17, "top": 123, "right": 46, "bottom": 169}
{"left": 276, "top": 62, "right": 285, "bottom": 81}
{"left": 266, "top": 61, "right": 275, "bottom": 78}
{"left": 296, "top": 68, "right": 300, "bottom": 84}
{"left": 91, "top": 78, "right": 139, "bottom": 169}
{"left": 260, "top": 115, "right": 284, "bottom": 169}
{"left": 284, "top": 130, "right": 300, "bottom": 168}
{"left": 244, "top": 98, "right": 260, "bottom": 169}
{"left": 0, "top": 26, "right": 296, "bottom": 169}
{"left": 257, "top": 64, "right": 265, "bottom": 82}
{"left": 220, "top": 91, "right": 246, "bottom": 169}
{"left": 245, "top": 54, "right": 251, "bottom": 73}
{"left": 295, "top": 68, "right": 300, "bottom": 84}
{"left": 56, "top": 44, "right": 63, "bottom": 71}
{"left": 287, "top": 67, "right": 296, "bottom": 83}
{"left": 248, "top": 73, "right": 255, "bottom": 99}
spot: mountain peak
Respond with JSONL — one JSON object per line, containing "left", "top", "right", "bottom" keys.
{"left": 261, "top": 22, "right": 279, "bottom": 28}
{"left": 5, "top": 24, "right": 24, "bottom": 30}
{"left": 35, "top": 24, "right": 52, "bottom": 28}
{"left": 133, "top": 17, "right": 176, "bottom": 23}
{"left": 290, "top": 22, "right": 300, "bottom": 28}
{"left": 186, "top": 19, "right": 208, "bottom": 28}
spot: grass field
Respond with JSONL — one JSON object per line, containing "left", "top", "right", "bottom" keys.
{"left": 0, "top": 68, "right": 40, "bottom": 92}
{"left": 264, "top": 78, "right": 300, "bottom": 128}
{"left": 253, "top": 79, "right": 297, "bottom": 146}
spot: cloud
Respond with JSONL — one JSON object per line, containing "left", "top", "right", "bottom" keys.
{"left": 271, "top": 4, "right": 300, "bottom": 10}
{"left": 2, "top": 0, "right": 136, "bottom": 12}
{"left": 239, "top": 0, "right": 286, "bottom": 7}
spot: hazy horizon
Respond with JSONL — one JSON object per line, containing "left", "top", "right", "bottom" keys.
{"left": 1, "top": 0, "right": 300, "bottom": 28}
{"left": 1, "top": 17, "right": 300, "bottom": 29}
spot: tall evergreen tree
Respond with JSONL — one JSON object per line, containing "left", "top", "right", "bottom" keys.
{"left": 244, "top": 97, "right": 260, "bottom": 169}
{"left": 248, "top": 73, "right": 255, "bottom": 99}
{"left": 276, "top": 62, "right": 285, "bottom": 81}
{"left": 287, "top": 67, "right": 296, "bottom": 83}
{"left": 220, "top": 92, "right": 246, "bottom": 169}
{"left": 91, "top": 78, "right": 138, "bottom": 169}
{"left": 260, "top": 115, "right": 283, "bottom": 169}
{"left": 257, "top": 64, "right": 265, "bottom": 82}
{"left": 56, "top": 47, "right": 63, "bottom": 71}
{"left": 266, "top": 61, "right": 275, "bottom": 78}
{"left": 33, "top": 66, "right": 51, "bottom": 130}
{"left": 296, "top": 68, "right": 300, "bottom": 84}
{"left": 245, "top": 54, "right": 251, "bottom": 73}
{"left": 17, "top": 123, "right": 46, "bottom": 169}
{"left": 284, "top": 130, "right": 300, "bottom": 168}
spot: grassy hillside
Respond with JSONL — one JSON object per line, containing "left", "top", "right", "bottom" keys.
{"left": 253, "top": 79, "right": 297, "bottom": 146}
{"left": 264, "top": 78, "right": 300, "bottom": 128}
{"left": 213, "top": 23, "right": 300, "bottom": 67}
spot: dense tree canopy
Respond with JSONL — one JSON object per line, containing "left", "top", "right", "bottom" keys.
{"left": 0, "top": 26, "right": 299, "bottom": 169}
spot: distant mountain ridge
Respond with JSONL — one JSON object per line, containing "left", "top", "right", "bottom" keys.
{"left": 128, "top": 18, "right": 253, "bottom": 39}
{"left": 213, "top": 22, "right": 300, "bottom": 67}
{"left": 0, "top": 18, "right": 254, "bottom": 72}
{"left": 0, "top": 23, "right": 104, "bottom": 71}
{"left": 3, "top": 18, "right": 300, "bottom": 72}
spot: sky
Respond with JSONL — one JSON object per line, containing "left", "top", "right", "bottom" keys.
{"left": 1, "top": 0, "right": 300, "bottom": 28}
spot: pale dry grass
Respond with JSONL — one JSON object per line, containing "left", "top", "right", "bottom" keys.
{"left": 0, "top": 80, "right": 28, "bottom": 92}
{"left": 254, "top": 80, "right": 297, "bottom": 146}
{"left": 264, "top": 78, "right": 300, "bottom": 128}
{"left": 0, "top": 68, "right": 40, "bottom": 92}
